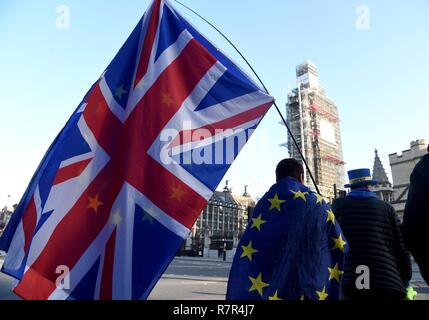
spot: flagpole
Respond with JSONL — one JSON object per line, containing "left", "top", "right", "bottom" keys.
{"left": 297, "top": 80, "right": 308, "bottom": 185}
{"left": 174, "top": 0, "right": 321, "bottom": 194}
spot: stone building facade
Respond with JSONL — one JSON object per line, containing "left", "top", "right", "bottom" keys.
{"left": 389, "top": 139, "right": 428, "bottom": 218}
{"left": 0, "top": 206, "right": 14, "bottom": 236}
{"left": 180, "top": 182, "right": 255, "bottom": 256}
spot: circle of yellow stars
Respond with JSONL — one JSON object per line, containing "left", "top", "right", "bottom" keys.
{"left": 238, "top": 189, "right": 345, "bottom": 300}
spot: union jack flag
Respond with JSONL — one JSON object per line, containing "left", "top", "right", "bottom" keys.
{"left": 0, "top": 0, "right": 273, "bottom": 300}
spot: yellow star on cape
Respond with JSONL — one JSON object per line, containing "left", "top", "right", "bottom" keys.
{"left": 161, "top": 92, "right": 175, "bottom": 108}
{"left": 315, "top": 193, "right": 324, "bottom": 205}
{"left": 87, "top": 194, "right": 103, "bottom": 213}
{"left": 267, "top": 194, "right": 285, "bottom": 211}
{"left": 328, "top": 263, "right": 344, "bottom": 283}
{"left": 268, "top": 291, "right": 283, "bottom": 300}
{"left": 316, "top": 287, "right": 328, "bottom": 300}
{"left": 251, "top": 214, "right": 267, "bottom": 231}
{"left": 170, "top": 185, "right": 186, "bottom": 202}
{"left": 248, "top": 273, "right": 269, "bottom": 297}
{"left": 241, "top": 241, "right": 258, "bottom": 262}
{"left": 291, "top": 190, "right": 309, "bottom": 202}
{"left": 326, "top": 209, "right": 336, "bottom": 224}
{"left": 332, "top": 234, "right": 347, "bottom": 252}
{"left": 300, "top": 295, "right": 305, "bottom": 300}
{"left": 111, "top": 211, "right": 123, "bottom": 226}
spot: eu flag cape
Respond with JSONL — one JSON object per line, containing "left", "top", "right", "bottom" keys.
{"left": 227, "top": 177, "right": 348, "bottom": 300}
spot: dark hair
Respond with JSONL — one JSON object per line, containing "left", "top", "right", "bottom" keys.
{"left": 276, "top": 158, "right": 304, "bottom": 182}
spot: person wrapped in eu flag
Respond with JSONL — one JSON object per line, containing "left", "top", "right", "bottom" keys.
{"left": 227, "top": 159, "right": 348, "bottom": 300}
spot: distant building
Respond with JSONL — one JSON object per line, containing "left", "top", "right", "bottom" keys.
{"left": 389, "top": 139, "right": 428, "bottom": 218}
{"left": 181, "top": 182, "right": 255, "bottom": 256}
{"left": 285, "top": 61, "right": 346, "bottom": 201}
{"left": 372, "top": 149, "right": 394, "bottom": 203}
{"left": 0, "top": 206, "right": 14, "bottom": 235}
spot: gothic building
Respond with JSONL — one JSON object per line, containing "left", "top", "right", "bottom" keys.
{"left": 179, "top": 182, "right": 255, "bottom": 256}
{"left": 372, "top": 149, "right": 394, "bottom": 203}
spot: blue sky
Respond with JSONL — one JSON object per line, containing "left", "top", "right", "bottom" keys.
{"left": 1, "top": 0, "right": 428, "bottom": 206}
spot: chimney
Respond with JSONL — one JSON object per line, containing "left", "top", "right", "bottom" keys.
{"left": 243, "top": 185, "right": 250, "bottom": 197}
{"left": 223, "top": 180, "right": 231, "bottom": 193}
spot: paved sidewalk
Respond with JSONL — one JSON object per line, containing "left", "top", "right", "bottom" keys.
{"left": 175, "top": 256, "right": 233, "bottom": 264}
{"left": 162, "top": 274, "right": 228, "bottom": 283}
{"left": 1, "top": 256, "right": 429, "bottom": 300}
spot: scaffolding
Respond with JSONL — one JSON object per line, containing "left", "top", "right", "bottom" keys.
{"left": 284, "top": 61, "right": 346, "bottom": 201}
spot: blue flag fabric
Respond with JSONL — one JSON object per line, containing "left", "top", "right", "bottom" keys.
{"left": 226, "top": 177, "right": 348, "bottom": 300}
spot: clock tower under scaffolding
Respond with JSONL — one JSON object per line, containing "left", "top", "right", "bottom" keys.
{"left": 283, "top": 61, "right": 346, "bottom": 201}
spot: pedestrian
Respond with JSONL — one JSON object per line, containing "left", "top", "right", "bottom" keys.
{"left": 402, "top": 146, "right": 429, "bottom": 285}
{"left": 332, "top": 168, "right": 412, "bottom": 300}
{"left": 227, "top": 159, "right": 347, "bottom": 300}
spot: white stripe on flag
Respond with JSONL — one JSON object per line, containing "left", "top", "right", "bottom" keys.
{"left": 111, "top": 184, "right": 134, "bottom": 300}
{"left": 126, "top": 29, "right": 193, "bottom": 119}
{"left": 25, "top": 116, "right": 110, "bottom": 270}
{"left": 99, "top": 77, "right": 126, "bottom": 123}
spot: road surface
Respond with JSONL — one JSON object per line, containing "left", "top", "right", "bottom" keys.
{"left": 0, "top": 256, "right": 428, "bottom": 300}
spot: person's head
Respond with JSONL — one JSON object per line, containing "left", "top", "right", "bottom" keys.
{"left": 276, "top": 158, "right": 304, "bottom": 183}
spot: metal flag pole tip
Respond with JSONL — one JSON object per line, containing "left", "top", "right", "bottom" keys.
{"left": 174, "top": 0, "right": 321, "bottom": 194}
